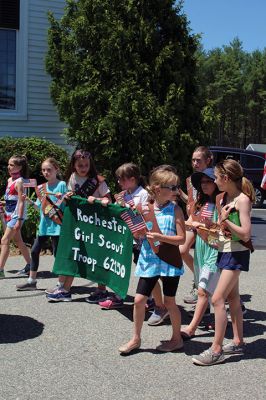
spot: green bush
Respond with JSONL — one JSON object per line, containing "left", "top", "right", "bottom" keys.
{"left": 0, "top": 137, "right": 69, "bottom": 247}
{"left": 21, "top": 193, "right": 40, "bottom": 245}
{"left": 0, "top": 137, "right": 69, "bottom": 194}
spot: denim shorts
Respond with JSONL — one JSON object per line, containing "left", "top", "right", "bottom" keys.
{"left": 217, "top": 251, "right": 250, "bottom": 272}
{"left": 6, "top": 217, "right": 25, "bottom": 229}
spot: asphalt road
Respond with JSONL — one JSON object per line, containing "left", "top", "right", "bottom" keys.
{"left": 252, "top": 207, "right": 266, "bottom": 249}
{"left": 0, "top": 249, "right": 265, "bottom": 400}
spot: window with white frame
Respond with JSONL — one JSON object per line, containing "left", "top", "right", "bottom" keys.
{"left": 0, "top": 29, "right": 16, "bottom": 109}
{"left": 0, "top": 0, "right": 28, "bottom": 119}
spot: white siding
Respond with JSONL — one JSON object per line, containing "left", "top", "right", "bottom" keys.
{"left": 0, "top": 0, "right": 68, "bottom": 148}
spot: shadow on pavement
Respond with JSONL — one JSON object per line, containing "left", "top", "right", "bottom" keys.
{"left": 6, "top": 270, "right": 57, "bottom": 279}
{"left": 0, "top": 314, "right": 44, "bottom": 344}
{"left": 251, "top": 216, "right": 266, "bottom": 225}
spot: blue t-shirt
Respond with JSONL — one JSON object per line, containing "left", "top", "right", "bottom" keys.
{"left": 36, "top": 180, "right": 67, "bottom": 236}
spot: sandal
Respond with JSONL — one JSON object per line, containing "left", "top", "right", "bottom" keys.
{"left": 156, "top": 339, "right": 184, "bottom": 352}
{"left": 180, "top": 330, "right": 195, "bottom": 341}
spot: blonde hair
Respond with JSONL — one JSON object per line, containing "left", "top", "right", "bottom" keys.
{"left": 42, "top": 157, "right": 60, "bottom": 171}
{"left": 147, "top": 166, "right": 180, "bottom": 198}
{"left": 215, "top": 159, "right": 255, "bottom": 203}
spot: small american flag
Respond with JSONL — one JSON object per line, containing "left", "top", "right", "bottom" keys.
{"left": 123, "top": 193, "right": 135, "bottom": 208}
{"left": 23, "top": 179, "right": 37, "bottom": 188}
{"left": 201, "top": 202, "right": 215, "bottom": 219}
{"left": 120, "top": 208, "right": 146, "bottom": 234}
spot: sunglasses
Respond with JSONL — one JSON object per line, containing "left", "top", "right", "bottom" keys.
{"left": 74, "top": 150, "right": 91, "bottom": 159}
{"left": 161, "top": 184, "right": 180, "bottom": 191}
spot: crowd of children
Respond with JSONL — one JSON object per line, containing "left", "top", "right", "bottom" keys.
{"left": 0, "top": 146, "right": 254, "bottom": 366}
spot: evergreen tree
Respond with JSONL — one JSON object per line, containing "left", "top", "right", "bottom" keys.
{"left": 46, "top": 0, "right": 201, "bottom": 178}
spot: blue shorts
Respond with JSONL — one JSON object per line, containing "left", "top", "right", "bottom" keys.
{"left": 6, "top": 217, "right": 25, "bottom": 229}
{"left": 217, "top": 251, "right": 250, "bottom": 272}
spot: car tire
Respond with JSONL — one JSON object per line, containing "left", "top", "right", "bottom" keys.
{"left": 253, "top": 186, "right": 264, "bottom": 208}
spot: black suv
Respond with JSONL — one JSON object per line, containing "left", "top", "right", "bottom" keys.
{"left": 210, "top": 146, "right": 266, "bottom": 207}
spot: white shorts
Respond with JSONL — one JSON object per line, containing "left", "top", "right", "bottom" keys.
{"left": 198, "top": 266, "right": 220, "bottom": 295}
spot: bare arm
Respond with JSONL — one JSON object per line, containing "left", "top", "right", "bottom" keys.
{"left": 146, "top": 206, "right": 186, "bottom": 246}
{"left": 26, "top": 196, "right": 39, "bottom": 211}
{"left": 221, "top": 195, "right": 251, "bottom": 242}
{"left": 88, "top": 193, "right": 112, "bottom": 207}
{"left": 14, "top": 180, "right": 25, "bottom": 230}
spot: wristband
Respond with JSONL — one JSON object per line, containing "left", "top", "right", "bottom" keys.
{"left": 221, "top": 218, "right": 228, "bottom": 223}
{"left": 17, "top": 217, "right": 24, "bottom": 221}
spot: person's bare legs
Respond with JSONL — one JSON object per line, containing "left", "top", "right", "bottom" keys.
{"left": 227, "top": 278, "right": 243, "bottom": 346}
{"left": 121, "top": 293, "right": 147, "bottom": 348}
{"left": 211, "top": 269, "right": 241, "bottom": 353}
{"left": 181, "top": 287, "right": 209, "bottom": 336}
{"left": 14, "top": 230, "right": 31, "bottom": 265}
{"left": 0, "top": 227, "right": 15, "bottom": 270}
{"left": 164, "top": 295, "right": 182, "bottom": 344}
{"left": 151, "top": 281, "right": 165, "bottom": 308}
{"left": 63, "top": 277, "right": 105, "bottom": 293}
{"left": 180, "top": 230, "right": 195, "bottom": 273}
{"left": 63, "top": 276, "right": 74, "bottom": 291}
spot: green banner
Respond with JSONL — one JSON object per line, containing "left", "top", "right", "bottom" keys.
{"left": 53, "top": 196, "right": 133, "bottom": 299}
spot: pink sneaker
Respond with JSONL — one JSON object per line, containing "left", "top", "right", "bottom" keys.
{"left": 99, "top": 297, "right": 124, "bottom": 309}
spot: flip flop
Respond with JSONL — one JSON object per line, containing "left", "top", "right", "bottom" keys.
{"left": 180, "top": 331, "right": 195, "bottom": 341}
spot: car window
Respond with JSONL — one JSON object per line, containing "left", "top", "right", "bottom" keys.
{"left": 214, "top": 151, "right": 241, "bottom": 163}
{"left": 241, "top": 155, "right": 265, "bottom": 169}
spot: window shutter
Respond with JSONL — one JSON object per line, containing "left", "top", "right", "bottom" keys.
{"left": 0, "top": 0, "right": 20, "bottom": 29}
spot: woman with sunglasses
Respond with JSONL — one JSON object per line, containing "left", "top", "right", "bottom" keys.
{"left": 192, "top": 159, "right": 254, "bottom": 366}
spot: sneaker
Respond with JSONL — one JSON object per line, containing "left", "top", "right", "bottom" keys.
{"left": 47, "top": 291, "right": 72, "bottom": 302}
{"left": 17, "top": 264, "right": 30, "bottom": 276}
{"left": 0, "top": 270, "right": 5, "bottom": 279}
{"left": 85, "top": 290, "right": 108, "bottom": 304}
{"left": 99, "top": 296, "right": 124, "bottom": 309}
{"left": 147, "top": 308, "right": 170, "bottom": 326}
{"left": 16, "top": 281, "right": 37, "bottom": 291}
{"left": 183, "top": 287, "right": 198, "bottom": 304}
{"left": 223, "top": 341, "right": 246, "bottom": 355}
{"left": 145, "top": 298, "right": 156, "bottom": 310}
{"left": 192, "top": 348, "right": 225, "bottom": 366}
{"left": 45, "top": 283, "right": 63, "bottom": 295}
{"left": 188, "top": 306, "right": 211, "bottom": 318}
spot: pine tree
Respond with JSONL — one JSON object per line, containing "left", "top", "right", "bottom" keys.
{"left": 46, "top": 0, "right": 201, "bottom": 177}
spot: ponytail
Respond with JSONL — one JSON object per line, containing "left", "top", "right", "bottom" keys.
{"left": 241, "top": 177, "right": 255, "bottom": 203}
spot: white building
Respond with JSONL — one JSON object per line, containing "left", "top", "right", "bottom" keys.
{"left": 0, "top": 0, "right": 67, "bottom": 147}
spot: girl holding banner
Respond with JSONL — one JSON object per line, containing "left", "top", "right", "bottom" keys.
{"left": 119, "top": 166, "right": 186, "bottom": 354}
{"left": 97, "top": 162, "right": 148, "bottom": 309}
{"left": 46, "top": 149, "right": 111, "bottom": 302}
{"left": 16, "top": 158, "right": 67, "bottom": 291}
{"left": 0, "top": 155, "right": 31, "bottom": 278}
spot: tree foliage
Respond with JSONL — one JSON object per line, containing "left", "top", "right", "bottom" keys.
{"left": 0, "top": 137, "right": 69, "bottom": 194}
{"left": 46, "top": 0, "right": 202, "bottom": 178}
{"left": 198, "top": 39, "right": 266, "bottom": 147}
